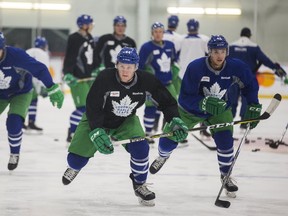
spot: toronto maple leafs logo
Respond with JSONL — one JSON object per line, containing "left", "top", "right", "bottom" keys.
{"left": 112, "top": 95, "right": 138, "bottom": 117}
{"left": 203, "top": 82, "right": 226, "bottom": 99}
{"left": 0, "top": 70, "right": 12, "bottom": 89}
{"left": 110, "top": 45, "right": 123, "bottom": 64}
{"left": 84, "top": 42, "right": 93, "bottom": 65}
{"left": 156, "top": 53, "right": 171, "bottom": 72}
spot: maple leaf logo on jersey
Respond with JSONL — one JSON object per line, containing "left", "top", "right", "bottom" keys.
{"left": 84, "top": 42, "right": 93, "bottom": 65}
{"left": 112, "top": 95, "right": 138, "bottom": 117}
{"left": 156, "top": 53, "right": 171, "bottom": 72}
{"left": 110, "top": 45, "right": 122, "bottom": 64}
{"left": 203, "top": 82, "right": 226, "bottom": 99}
{"left": 0, "top": 70, "right": 12, "bottom": 89}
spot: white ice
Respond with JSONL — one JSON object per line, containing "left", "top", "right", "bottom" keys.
{"left": 0, "top": 95, "right": 287, "bottom": 216}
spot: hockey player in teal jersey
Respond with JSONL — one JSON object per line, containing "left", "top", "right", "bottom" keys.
{"left": 61, "top": 47, "right": 188, "bottom": 206}
{"left": 0, "top": 32, "right": 64, "bottom": 171}
{"left": 150, "top": 35, "right": 262, "bottom": 198}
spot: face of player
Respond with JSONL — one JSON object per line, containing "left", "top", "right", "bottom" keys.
{"left": 116, "top": 62, "right": 137, "bottom": 83}
{"left": 81, "top": 23, "right": 94, "bottom": 34}
{"left": 209, "top": 48, "right": 227, "bottom": 70}
{"left": 0, "top": 49, "right": 3, "bottom": 60}
{"left": 114, "top": 23, "right": 126, "bottom": 36}
{"left": 152, "top": 28, "right": 164, "bottom": 43}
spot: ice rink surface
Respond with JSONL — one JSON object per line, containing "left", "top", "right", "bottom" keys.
{"left": 0, "top": 95, "right": 287, "bottom": 216}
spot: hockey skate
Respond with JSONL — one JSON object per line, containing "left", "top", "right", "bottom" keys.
{"left": 221, "top": 175, "right": 238, "bottom": 198}
{"left": 149, "top": 156, "right": 169, "bottom": 174}
{"left": 23, "top": 121, "right": 43, "bottom": 134}
{"left": 129, "top": 173, "right": 155, "bottom": 206}
{"left": 62, "top": 167, "right": 80, "bottom": 185}
{"left": 8, "top": 154, "right": 20, "bottom": 171}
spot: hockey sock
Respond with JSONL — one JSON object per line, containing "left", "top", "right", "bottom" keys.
{"left": 143, "top": 106, "right": 157, "bottom": 134}
{"left": 67, "top": 152, "right": 89, "bottom": 170}
{"left": 158, "top": 137, "right": 178, "bottom": 158}
{"left": 6, "top": 114, "right": 23, "bottom": 154}
{"left": 28, "top": 99, "right": 38, "bottom": 122}
{"left": 213, "top": 130, "right": 234, "bottom": 175}
{"left": 127, "top": 140, "right": 149, "bottom": 184}
{"left": 69, "top": 107, "right": 86, "bottom": 133}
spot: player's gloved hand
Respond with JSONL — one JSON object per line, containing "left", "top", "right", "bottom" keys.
{"left": 199, "top": 96, "right": 227, "bottom": 115}
{"left": 243, "top": 103, "right": 262, "bottom": 129}
{"left": 274, "top": 63, "right": 287, "bottom": 78}
{"left": 47, "top": 84, "right": 64, "bottom": 109}
{"left": 164, "top": 117, "right": 188, "bottom": 142}
{"left": 89, "top": 128, "right": 114, "bottom": 154}
{"left": 284, "top": 76, "right": 288, "bottom": 85}
{"left": 91, "top": 64, "right": 105, "bottom": 77}
{"left": 63, "top": 74, "right": 77, "bottom": 87}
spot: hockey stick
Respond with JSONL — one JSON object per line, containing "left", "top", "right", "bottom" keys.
{"left": 214, "top": 125, "right": 251, "bottom": 208}
{"left": 112, "top": 93, "right": 281, "bottom": 146}
{"left": 191, "top": 133, "right": 217, "bottom": 151}
{"left": 265, "top": 122, "right": 288, "bottom": 149}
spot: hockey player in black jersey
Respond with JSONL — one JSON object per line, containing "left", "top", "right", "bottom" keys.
{"left": 62, "top": 14, "right": 97, "bottom": 143}
{"left": 94, "top": 15, "right": 136, "bottom": 72}
{"left": 62, "top": 47, "right": 188, "bottom": 206}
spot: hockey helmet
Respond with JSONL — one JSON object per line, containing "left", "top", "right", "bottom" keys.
{"left": 117, "top": 47, "right": 139, "bottom": 64}
{"left": 168, "top": 15, "right": 179, "bottom": 28}
{"left": 77, "top": 14, "right": 93, "bottom": 28}
{"left": 151, "top": 22, "right": 165, "bottom": 31}
{"left": 0, "top": 32, "right": 5, "bottom": 49}
{"left": 113, "top": 16, "right": 127, "bottom": 25}
{"left": 187, "top": 19, "right": 199, "bottom": 32}
{"left": 34, "top": 36, "right": 48, "bottom": 49}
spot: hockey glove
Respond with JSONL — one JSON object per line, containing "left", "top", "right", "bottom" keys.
{"left": 274, "top": 63, "right": 287, "bottom": 78}
{"left": 199, "top": 97, "right": 227, "bottom": 116}
{"left": 284, "top": 77, "right": 288, "bottom": 85}
{"left": 63, "top": 74, "right": 77, "bottom": 87}
{"left": 89, "top": 128, "right": 114, "bottom": 154}
{"left": 164, "top": 117, "right": 189, "bottom": 142}
{"left": 243, "top": 104, "right": 262, "bottom": 129}
{"left": 47, "top": 84, "right": 64, "bottom": 109}
{"left": 91, "top": 64, "right": 105, "bottom": 77}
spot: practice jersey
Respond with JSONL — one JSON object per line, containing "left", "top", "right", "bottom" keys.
{"left": 138, "top": 40, "right": 177, "bottom": 86}
{"left": 179, "top": 57, "right": 259, "bottom": 118}
{"left": 94, "top": 34, "right": 136, "bottom": 69}
{"left": 63, "top": 32, "right": 95, "bottom": 79}
{"left": 86, "top": 68, "right": 179, "bottom": 130}
{"left": 163, "top": 30, "right": 183, "bottom": 55}
{"left": 179, "top": 33, "right": 209, "bottom": 79}
{"left": 0, "top": 46, "right": 54, "bottom": 99}
{"left": 26, "top": 47, "right": 50, "bottom": 67}
{"left": 229, "top": 36, "right": 277, "bottom": 73}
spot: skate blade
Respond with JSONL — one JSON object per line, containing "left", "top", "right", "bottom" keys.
{"left": 138, "top": 197, "right": 155, "bottom": 207}
{"left": 225, "top": 190, "right": 237, "bottom": 198}
{"left": 23, "top": 129, "right": 43, "bottom": 135}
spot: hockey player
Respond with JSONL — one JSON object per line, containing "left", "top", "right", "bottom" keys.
{"left": 229, "top": 27, "right": 286, "bottom": 128}
{"left": 25, "top": 36, "right": 50, "bottom": 132}
{"left": 0, "top": 32, "right": 64, "bottom": 170}
{"left": 94, "top": 15, "right": 136, "bottom": 72}
{"left": 178, "top": 18, "right": 210, "bottom": 138}
{"left": 63, "top": 14, "right": 96, "bottom": 143}
{"left": 150, "top": 35, "right": 261, "bottom": 197}
{"left": 61, "top": 47, "right": 188, "bottom": 206}
{"left": 139, "top": 22, "right": 178, "bottom": 141}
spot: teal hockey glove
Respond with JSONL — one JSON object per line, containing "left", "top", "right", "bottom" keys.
{"left": 47, "top": 84, "right": 64, "bottom": 109}
{"left": 91, "top": 64, "right": 105, "bottom": 77}
{"left": 243, "top": 104, "right": 262, "bottom": 129}
{"left": 89, "top": 128, "right": 114, "bottom": 154}
{"left": 63, "top": 74, "right": 77, "bottom": 87}
{"left": 164, "top": 117, "right": 189, "bottom": 142}
{"left": 199, "top": 96, "right": 227, "bottom": 116}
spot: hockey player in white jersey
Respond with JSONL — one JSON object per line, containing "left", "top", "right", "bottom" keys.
{"left": 25, "top": 36, "right": 50, "bottom": 132}
{"left": 179, "top": 19, "right": 209, "bottom": 79}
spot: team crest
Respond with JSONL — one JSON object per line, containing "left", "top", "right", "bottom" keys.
{"left": 112, "top": 95, "right": 138, "bottom": 117}
{"left": 0, "top": 70, "right": 12, "bottom": 89}
{"left": 157, "top": 53, "right": 171, "bottom": 72}
{"left": 203, "top": 82, "right": 226, "bottom": 99}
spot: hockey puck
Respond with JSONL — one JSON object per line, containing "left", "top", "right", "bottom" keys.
{"left": 252, "top": 148, "right": 260, "bottom": 152}
{"left": 54, "top": 138, "right": 59, "bottom": 142}
{"left": 251, "top": 140, "right": 256, "bottom": 143}
{"left": 257, "top": 137, "right": 262, "bottom": 140}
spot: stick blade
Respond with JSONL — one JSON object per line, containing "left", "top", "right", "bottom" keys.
{"left": 215, "top": 199, "right": 231, "bottom": 208}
